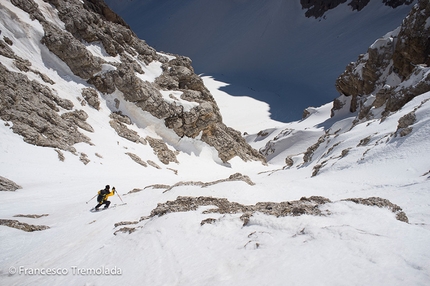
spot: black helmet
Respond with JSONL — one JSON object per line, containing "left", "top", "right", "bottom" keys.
{"left": 105, "top": 185, "right": 110, "bottom": 190}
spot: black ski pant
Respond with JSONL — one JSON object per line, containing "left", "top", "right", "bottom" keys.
{"left": 95, "top": 200, "right": 111, "bottom": 210}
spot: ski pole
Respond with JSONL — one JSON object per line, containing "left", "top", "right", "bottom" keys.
{"left": 86, "top": 194, "right": 97, "bottom": 204}
{"left": 114, "top": 188, "right": 124, "bottom": 203}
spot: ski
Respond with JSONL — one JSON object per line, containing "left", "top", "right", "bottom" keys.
{"left": 89, "top": 203, "right": 127, "bottom": 212}
{"left": 90, "top": 207, "right": 108, "bottom": 212}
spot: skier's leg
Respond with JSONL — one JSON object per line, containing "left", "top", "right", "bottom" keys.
{"left": 94, "top": 203, "right": 102, "bottom": 210}
{"left": 104, "top": 201, "right": 111, "bottom": 209}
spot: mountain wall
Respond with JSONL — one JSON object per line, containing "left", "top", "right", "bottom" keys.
{"left": 252, "top": 0, "right": 429, "bottom": 177}
{"left": 0, "top": 0, "right": 265, "bottom": 164}
{"left": 333, "top": 0, "right": 430, "bottom": 121}
{"left": 104, "top": 0, "right": 416, "bottom": 121}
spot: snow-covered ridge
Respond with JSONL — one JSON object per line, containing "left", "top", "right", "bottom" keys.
{"left": 0, "top": 0, "right": 264, "bottom": 164}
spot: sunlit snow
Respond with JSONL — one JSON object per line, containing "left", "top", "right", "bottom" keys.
{"left": 0, "top": 1, "right": 429, "bottom": 285}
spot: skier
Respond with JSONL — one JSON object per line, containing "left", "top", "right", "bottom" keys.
{"left": 94, "top": 185, "right": 115, "bottom": 211}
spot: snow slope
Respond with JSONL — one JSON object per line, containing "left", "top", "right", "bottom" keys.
{"left": 1, "top": 1, "right": 430, "bottom": 285}
{"left": 104, "top": 0, "right": 416, "bottom": 121}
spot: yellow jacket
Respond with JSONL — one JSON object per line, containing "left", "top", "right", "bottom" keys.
{"left": 98, "top": 187, "right": 115, "bottom": 202}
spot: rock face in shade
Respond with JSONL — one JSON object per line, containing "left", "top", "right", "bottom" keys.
{"left": 300, "top": 0, "right": 413, "bottom": 18}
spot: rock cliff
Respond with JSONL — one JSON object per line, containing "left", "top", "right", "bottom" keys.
{"left": 254, "top": 1, "right": 428, "bottom": 177}
{"left": 1, "top": 0, "right": 265, "bottom": 164}
{"left": 333, "top": 0, "right": 429, "bottom": 120}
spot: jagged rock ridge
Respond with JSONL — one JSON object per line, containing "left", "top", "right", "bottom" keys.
{"left": 255, "top": 0, "right": 429, "bottom": 177}
{"left": 334, "top": 0, "right": 430, "bottom": 119}
{"left": 1, "top": 0, "right": 265, "bottom": 164}
{"left": 301, "top": 0, "right": 414, "bottom": 18}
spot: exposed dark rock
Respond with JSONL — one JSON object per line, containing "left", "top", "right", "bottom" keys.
{"left": 114, "top": 221, "right": 138, "bottom": 228}
{"left": 396, "top": 111, "right": 416, "bottom": 136}
{"left": 61, "top": 110, "right": 94, "bottom": 133}
{"left": 357, "top": 136, "right": 372, "bottom": 146}
{"left": 10, "top": 0, "right": 43, "bottom": 20}
{"left": 145, "top": 195, "right": 408, "bottom": 228}
{"left": 55, "top": 149, "right": 65, "bottom": 162}
{"left": 1, "top": 36, "right": 55, "bottom": 86}
{"left": 7, "top": 0, "right": 265, "bottom": 164}
{"left": 0, "top": 176, "right": 22, "bottom": 191}
{"left": 147, "top": 160, "right": 162, "bottom": 169}
{"left": 0, "top": 219, "right": 50, "bottom": 232}
{"left": 301, "top": 0, "right": 413, "bottom": 18}
{"left": 303, "top": 134, "right": 328, "bottom": 164}
{"left": 312, "top": 163, "right": 325, "bottom": 177}
{"left": 300, "top": 0, "right": 346, "bottom": 18}
{"left": 343, "top": 197, "right": 408, "bottom": 222}
{"left": 149, "top": 196, "right": 331, "bottom": 219}
{"left": 84, "top": 0, "right": 131, "bottom": 28}
{"left": 125, "top": 152, "right": 147, "bottom": 167}
{"left": 285, "top": 156, "right": 294, "bottom": 168}
{"left": 0, "top": 38, "right": 16, "bottom": 58}
{"left": 81, "top": 88, "right": 100, "bottom": 110}
{"left": 79, "top": 152, "right": 90, "bottom": 165}
{"left": 3, "top": 36, "right": 13, "bottom": 46}
{"left": 109, "top": 113, "right": 142, "bottom": 143}
{"left": 201, "top": 218, "right": 217, "bottom": 226}
{"left": 146, "top": 136, "right": 179, "bottom": 165}
{"left": 150, "top": 172, "right": 255, "bottom": 193}
{"left": 126, "top": 188, "right": 142, "bottom": 194}
{"left": 13, "top": 214, "right": 48, "bottom": 218}
{"left": 392, "top": 0, "right": 430, "bottom": 79}
{"left": 333, "top": 0, "right": 430, "bottom": 120}
{"left": 0, "top": 63, "right": 91, "bottom": 152}
{"left": 113, "top": 227, "right": 137, "bottom": 235}
{"left": 349, "top": 0, "right": 371, "bottom": 11}
{"left": 41, "top": 22, "right": 102, "bottom": 80}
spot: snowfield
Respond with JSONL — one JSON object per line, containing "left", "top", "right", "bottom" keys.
{"left": 1, "top": 0, "right": 430, "bottom": 285}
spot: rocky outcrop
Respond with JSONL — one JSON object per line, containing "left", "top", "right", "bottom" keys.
{"left": 333, "top": 0, "right": 430, "bottom": 120}
{"left": 301, "top": 0, "right": 346, "bottom": 18}
{"left": 146, "top": 136, "right": 179, "bottom": 165}
{"left": 146, "top": 195, "right": 407, "bottom": 227}
{"left": 112, "top": 196, "right": 408, "bottom": 235}
{"left": 0, "top": 63, "right": 91, "bottom": 152}
{"left": 13, "top": 214, "right": 49, "bottom": 218}
{"left": 301, "top": 0, "right": 413, "bottom": 18}
{"left": 343, "top": 197, "right": 408, "bottom": 222}
{"left": 81, "top": 88, "right": 101, "bottom": 110}
{"left": 144, "top": 172, "right": 255, "bottom": 193}
{"left": 0, "top": 176, "right": 22, "bottom": 192}
{"left": 109, "top": 112, "right": 144, "bottom": 143}
{"left": 393, "top": 1, "right": 430, "bottom": 78}
{"left": 125, "top": 152, "right": 148, "bottom": 167}
{"left": 0, "top": 38, "right": 54, "bottom": 85}
{"left": 8, "top": 0, "right": 264, "bottom": 164}
{"left": 0, "top": 219, "right": 50, "bottom": 232}
{"left": 149, "top": 196, "right": 332, "bottom": 226}
{"left": 395, "top": 111, "right": 416, "bottom": 136}
{"left": 41, "top": 22, "right": 102, "bottom": 80}
{"left": 84, "top": 0, "right": 131, "bottom": 28}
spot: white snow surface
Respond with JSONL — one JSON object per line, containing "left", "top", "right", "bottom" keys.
{"left": 0, "top": 1, "right": 430, "bottom": 285}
